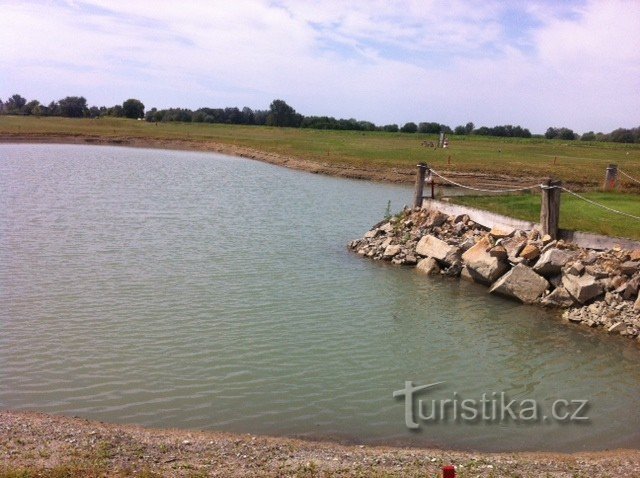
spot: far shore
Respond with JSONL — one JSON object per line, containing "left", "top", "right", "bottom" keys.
{"left": 0, "top": 133, "right": 419, "bottom": 184}
{"left": 2, "top": 411, "right": 640, "bottom": 477}
{"left": 0, "top": 133, "right": 548, "bottom": 189}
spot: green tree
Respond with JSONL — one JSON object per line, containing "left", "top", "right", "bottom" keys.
{"left": 580, "top": 131, "right": 596, "bottom": 141}
{"left": 5, "top": 94, "right": 27, "bottom": 114}
{"left": 122, "top": 98, "right": 145, "bottom": 119}
{"left": 266, "top": 99, "right": 302, "bottom": 127}
{"left": 400, "top": 122, "right": 418, "bottom": 133}
{"left": 465, "top": 122, "right": 474, "bottom": 134}
{"left": 58, "top": 96, "right": 88, "bottom": 117}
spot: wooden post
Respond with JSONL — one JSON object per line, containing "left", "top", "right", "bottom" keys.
{"left": 414, "top": 163, "right": 427, "bottom": 208}
{"left": 540, "top": 178, "right": 562, "bottom": 239}
{"left": 604, "top": 164, "right": 618, "bottom": 191}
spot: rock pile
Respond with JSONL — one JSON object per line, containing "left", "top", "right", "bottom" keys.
{"left": 349, "top": 207, "right": 640, "bottom": 341}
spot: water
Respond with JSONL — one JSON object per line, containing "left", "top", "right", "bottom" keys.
{"left": 1, "top": 143, "right": 639, "bottom": 453}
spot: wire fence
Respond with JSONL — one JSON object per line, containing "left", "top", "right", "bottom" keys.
{"left": 428, "top": 167, "right": 640, "bottom": 223}
{"left": 619, "top": 168, "right": 640, "bottom": 185}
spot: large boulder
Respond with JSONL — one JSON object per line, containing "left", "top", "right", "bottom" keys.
{"left": 416, "top": 235, "right": 459, "bottom": 265}
{"left": 563, "top": 273, "right": 604, "bottom": 304}
{"left": 533, "top": 248, "right": 573, "bottom": 277}
{"left": 489, "top": 264, "right": 549, "bottom": 304}
{"left": 461, "top": 236, "right": 510, "bottom": 284}
{"left": 416, "top": 257, "right": 440, "bottom": 275}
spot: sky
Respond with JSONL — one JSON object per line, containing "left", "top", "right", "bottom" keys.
{"left": 1, "top": 0, "right": 639, "bottom": 133}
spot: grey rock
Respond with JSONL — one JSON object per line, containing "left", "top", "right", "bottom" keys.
{"left": 563, "top": 273, "right": 604, "bottom": 304}
{"left": 425, "top": 211, "right": 448, "bottom": 228}
{"left": 541, "top": 286, "right": 576, "bottom": 308}
{"left": 416, "top": 257, "right": 440, "bottom": 275}
{"left": 364, "top": 229, "right": 381, "bottom": 239}
{"left": 567, "top": 261, "right": 585, "bottom": 276}
{"left": 490, "top": 264, "right": 549, "bottom": 304}
{"left": 415, "top": 235, "right": 459, "bottom": 265}
{"left": 462, "top": 235, "right": 510, "bottom": 284}
{"left": 621, "top": 261, "right": 640, "bottom": 276}
{"left": 383, "top": 244, "right": 401, "bottom": 259}
{"left": 533, "top": 248, "right": 572, "bottom": 277}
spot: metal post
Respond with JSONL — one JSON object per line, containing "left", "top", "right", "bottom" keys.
{"left": 604, "top": 164, "right": 618, "bottom": 191}
{"left": 413, "top": 163, "right": 427, "bottom": 208}
{"left": 540, "top": 178, "right": 562, "bottom": 239}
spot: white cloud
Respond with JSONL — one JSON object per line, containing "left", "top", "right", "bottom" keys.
{"left": 1, "top": 0, "right": 638, "bottom": 132}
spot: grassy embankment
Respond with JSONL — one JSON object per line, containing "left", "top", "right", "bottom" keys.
{"left": 1, "top": 116, "right": 638, "bottom": 239}
{"left": 450, "top": 192, "right": 640, "bottom": 240}
{"left": 1, "top": 116, "right": 640, "bottom": 185}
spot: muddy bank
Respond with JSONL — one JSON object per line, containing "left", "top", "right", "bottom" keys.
{"left": 349, "top": 207, "right": 640, "bottom": 341}
{"left": 0, "top": 133, "right": 548, "bottom": 188}
{"left": 2, "top": 411, "right": 640, "bottom": 477}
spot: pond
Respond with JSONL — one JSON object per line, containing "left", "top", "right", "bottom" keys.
{"left": 1, "top": 143, "right": 639, "bottom": 452}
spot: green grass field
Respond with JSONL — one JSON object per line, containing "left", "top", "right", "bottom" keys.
{"left": 450, "top": 192, "right": 640, "bottom": 240}
{"left": 1, "top": 116, "right": 639, "bottom": 188}
{"left": 2, "top": 116, "right": 638, "bottom": 240}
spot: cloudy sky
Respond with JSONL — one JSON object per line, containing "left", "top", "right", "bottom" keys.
{"left": 1, "top": 0, "right": 639, "bottom": 133}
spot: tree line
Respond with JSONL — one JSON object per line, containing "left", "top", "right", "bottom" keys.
{"left": 2, "top": 93, "right": 639, "bottom": 143}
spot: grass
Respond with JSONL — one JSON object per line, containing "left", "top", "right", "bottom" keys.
{"left": 1, "top": 116, "right": 640, "bottom": 187}
{"left": 450, "top": 191, "right": 640, "bottom": 240}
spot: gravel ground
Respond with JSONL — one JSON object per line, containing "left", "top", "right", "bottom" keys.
{"left": 2, "top": 411, "right": 640, "bottom": 477}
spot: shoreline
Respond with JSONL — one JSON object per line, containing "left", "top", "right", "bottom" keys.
{"left": 2, "top": 411, "right": 640, "bottom": 477}
{"left": 0, "top": 133, "right": 548, "bottom": 188}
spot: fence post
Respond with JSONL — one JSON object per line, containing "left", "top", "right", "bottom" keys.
{"left": 540, "top": 178, "right": 562, "bottom": 239}
{"left": 604, "top": 164, "right": 618, "bottom": 191}
{"left": 414, "top": 163, "right": 427, "bottom": 208}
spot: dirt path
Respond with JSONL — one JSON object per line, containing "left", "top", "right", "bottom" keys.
{"left": 1, "top": 411, "right": 639, "bottom": 477}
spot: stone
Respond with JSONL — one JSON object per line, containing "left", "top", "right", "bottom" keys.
{"left": 404, "top": 254, "right": 417, "bottom": 265}
{"left": 416, "top": 257, "right": 440, "bottom": 275}
{"left": 519, "top": 244, "right": 541, "bottom": 261}
{"left": 541, "top": 234, "right": 553, "bottom": 244}
{"left": 383, "top": 244, "right": 401, "bottom": 259}
{"left": 501, "top": 236, "right": 527, "bottom": 261}
{"left": 489, "top": 245, "right": 508, "bottom": 259}
{"left": 462, "top": 236, "right": 510, "bottom": 284}
{"left": 620, "top": 261, "right": 640, "bottom": 276}
{"left": 608, "top": 322, "right": 625, "bottom": 334}
{"left": 584, "top": 266, "right": 608, "bottom": 279}
{"left": 541, "top": 286, "right": 576, "bottom": 308}
{"left": 381, "top": 237, "right": 393, "bottom": 249}
{"left": 630, "top": 250, "right": 640, "bottom": 261}
{"left": 460, "top": 266, "right": 473, "bottom": 282}
{"left": 364, "top": 229, "right": 380, "bottom": 239}
{"left": 489, "top": 226, "right": 514, "bottom": 239}
{"left": 582, "top": 250, "right": 599, "bottom": 264}
{"left": 567, "top": 261, "right": 585, "bottom": 276}
{"left": 528, "top": 229, "right": 540, "bottom": 241}
{"left": 489, "top": 264, "right": 549, "bottom": 304}
{"left": 454, "top": 214, "right": 469, "bottom": 224}
{"left": 533, "top": 248, "right": 572, "bottom": 277}
{"left": 563, "top": 274, "right": 604, "bottom": 304}
{"left": 425, "top": 210, "right": 448, "bottom": 228}
{"left": 415, "top": 235, "right": 458, "bottom": 264}
{"left": 380, "top": 222, "right": 393, "bottom": 233}
{"left": 635, "top": 294, "right": 640, "bottom": 311}
{"left": 622, "top": 277, "right": 639, "bottom": 300}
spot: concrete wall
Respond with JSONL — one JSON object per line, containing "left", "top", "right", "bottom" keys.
{"left": 422, "top": 198, "right": 640, "bottom": 251}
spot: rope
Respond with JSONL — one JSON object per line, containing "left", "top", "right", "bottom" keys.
{"left": 558, "top": 186, "right": 640, "bottom": 221}
{"left": 619, "top": 168, "right": 640, "bottom": 185}
{"left": 428, "top": 168, "right": 541, "bottom": 193}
